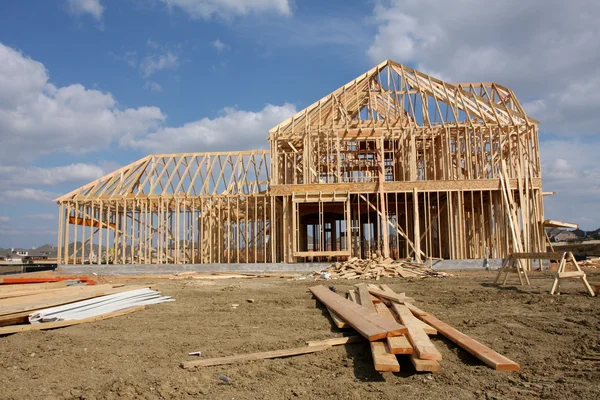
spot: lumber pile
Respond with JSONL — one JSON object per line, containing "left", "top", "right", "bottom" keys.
{"left": 313, "top": 257, "right": 451, "bottom": 280}
{"left": 311, "top": 283, "right": 520, "bottom": 373}
{"left": 181, "top": 284, "right": 519, "bottom": 375}
{"left": 0, "top": 276, "right": 172, "bottom": 334}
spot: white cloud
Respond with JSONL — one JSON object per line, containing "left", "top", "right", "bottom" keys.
{"left": 125, "top": 103, "right": 296, "bottom": 152}
{"left": 160, "top": 0, "right": 292, "bottom": 19}
{"left": 367, "top": 0, "right": 600, "bottom": 134}
{"left": 144, "top": 81, "right": 164, "bottom": 92}
{"left": 140, "top": 51, "right": 179, "bottom": 78}
{"left": 0, "top": 163, "right": 109, "bottom": 186}
{"left": 66, "top": 0, "right": 104, "bottom": 21}
{"left": 211, "top": 39, "right": 229, "bottom": 53}
{"left": 0, "top": 188, "right": 58, "bottom": 202}
{"left": 0, "top": 43, "right": 166, "bottom": 160}
{"left": 0, "top": 216, "right": 10, "bottom": 223}
{"left": 540, "top": 138, "right": 600, "bottom": 229}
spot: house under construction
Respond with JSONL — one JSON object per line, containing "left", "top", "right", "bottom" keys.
{"left": 55, "top": 60, "right": 548, "bottom": 265}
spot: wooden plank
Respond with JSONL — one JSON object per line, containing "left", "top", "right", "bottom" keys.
{"left": 392, "top": 303, "right": 442, "bottom": 361}
{"left": 558, "top": 271, "right": 585, "bottom": 279}
{"left": 326, "top": 307, "right": 350, "bottom": 329}
{"left": 367, "top": 288, "right": 415, "bottom": 304}
{"left": 374, "top": 302, "right": 414, "bottom": 355}
{"left": 543, "top": 220, "right": 578, "bottom": 229}
{"left": 356, "top": 284, "right": 376, "bottom": 312}
{"left": 510, "top": 252, "right": 564, "bottom": 260}
{"left": 0, "top": 285, "right": 154, "bottom": 317}
{"left": 388, "top": 335, "right": 414, "bottom": 355}
{"left": 370, "top": 341, "right": 400, "bottom": 372}
{"left": 181, "top": 345, "right": 331, "bottom": 369}
{"left": 409, "top": 355, "right": 441, "bottom": 372}
{"left": 0, "top": 281, "right": 68, "bottom": 293}
{"left": 310, "top": 286, "right": 407, "bottom": 341}
{"left": 0, "top": 305, "right": 145, "bottom": 335}
{"left": 414, "top": 313, "right": 520, "bottom": 371}
{"left": 306, "top": 336, "right": 364, "bottom": 347}
{"left": 347, "top": 289, "right": 357, "bottom": 303}
{"left": 269, "top": 178, "right": 543, "bottom": 196}
{"left": 0, "top": 284, "right": 115, "bottom": 308}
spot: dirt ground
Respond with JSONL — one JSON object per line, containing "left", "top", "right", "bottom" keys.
{"left": 1, "top": 269, "right": 599, "bottom": 400}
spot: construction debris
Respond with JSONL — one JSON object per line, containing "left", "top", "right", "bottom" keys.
{"left": 0, "top": 273, "right": 172, "bottom": 335}
{"left": 312, "top": 257, "right": 451, "bottom": 280}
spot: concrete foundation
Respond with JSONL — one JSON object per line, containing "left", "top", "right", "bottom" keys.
{"left": 57, "top": 258, "right": 547, "bottom": 276}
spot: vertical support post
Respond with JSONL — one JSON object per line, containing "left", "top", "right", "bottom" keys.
{"left": 413, "top": 188, "right": 421, "bottom": 262}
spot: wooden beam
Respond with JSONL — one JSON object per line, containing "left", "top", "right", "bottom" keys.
{"left": 543, "top": 220, "right": 578, "bottom": 229}
{"left": 392, "top": 303, "right": 442, "bottom": 361}
{"left": 306, "top": 336, "right": 364, "bottom": 347}
{"left": 309, "top": 285, "right": 407, "bottom": 341}
{"left": 413, "top": 313, "right": 520, "bottom": 371}
{"left": 0, "top": 306, "right": 145, "bottom": 335}
{"left": 270, "top": 178, "right": 542, "bottom": 196}
{"left": 370, "top": 341, "right": 401, "bottom": 372}
{"left": 181, "top": 345, "right": 331, "bottom": 369}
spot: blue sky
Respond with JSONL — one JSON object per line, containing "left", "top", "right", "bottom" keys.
{"left": 1, "top": 0, "right": 600, "bottom": 248}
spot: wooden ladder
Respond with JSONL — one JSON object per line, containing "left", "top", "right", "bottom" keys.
{"left": 551, "top": 252, "right": 595, "bottom": 297}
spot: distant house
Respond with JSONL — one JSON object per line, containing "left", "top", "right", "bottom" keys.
{"left": 545, "top": 228, "right": 563, "bottom": 241}
{"left": 553, "top": 231, "right": 578, "bottom": 242}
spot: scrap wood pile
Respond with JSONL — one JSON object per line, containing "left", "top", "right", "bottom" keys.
{"left": 313, "top": 257, "right": 451, "bottom": 280}
{"left": 0, "top": 274, "right": 173, "bottom": 335}
{"left": 180, "top": 283, "right": 519, "bottom": 375}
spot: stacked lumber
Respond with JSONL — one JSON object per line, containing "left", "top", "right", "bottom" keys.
{"left": 313, "top": 257, "right": 451, "bottom": 280}
{"left": 0, "top": 278, "right": 172, "bottom": 335}
{"left": 310, "top": 284, "right": 520, "bottom": 373}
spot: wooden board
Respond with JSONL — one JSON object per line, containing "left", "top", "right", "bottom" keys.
{"left": 410, "top": 354, "right": 441, "bottom": 372}
{"left": 310, "top": 285, "right": 407, "bottom": 341}
{"left": 415, "top": 313, "right": 520, "bottom": 371}
{"left": 367, "top": 288, "right": 415, "bottom": 304}
{"left": 0, "top": 285, "right": 154, "bottom": 317}
{"left": 181, "top": 345, "right": 331, "bottom": 369}
{"left": 306, "top": 336, "right": 364, "bottom": 347}
{"left": 373, "top": 302, "right": 414, "bottom": 355}
{"left": 356, "top": 284, "right": 376, "bottom": 312}
{"left": 0, "top": 281, "right": 68, "bottom": 293}
{"left": 392, "top": 303, "right": 442, "bottom": 361}
{"left": 0, "top": 305, "right": 145, "bottom": 335}
{"left": 326, "top": 307, "right": 350, "bottom": 329}
{"left": 0, "top": 284, "right": 112, "bottom": 306}
{"left": 370, "top": 341, "right": 400, "bottom": 372}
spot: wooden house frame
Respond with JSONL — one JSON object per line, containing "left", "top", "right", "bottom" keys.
{"left": 56, "top": 60, "right": 546, "bottom": 265}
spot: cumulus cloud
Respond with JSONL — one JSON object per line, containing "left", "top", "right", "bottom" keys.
{"left": 66, "top": 0, "right": 104, "bottom": 21}
{"left": 0, "top": 163, "right": 109, "bottom": 186}
{"left": 367, "top": 0, "right": 600, "bottom": 134}
{"left": 0, "top": 188, "right": 58, "bottom": 202}
{"left": 0, "top": 216, "right": 10, "bottom": 223}
{"left": 160, "top": 0, "right": 292, "bottom": 19}
{"left": 125, "top": 103, "right": 296, "bottom": 152}
{"left": 0, "top": 43, "right": 166, "bottom": 161}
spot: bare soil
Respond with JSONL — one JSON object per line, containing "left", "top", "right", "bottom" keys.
{"left": 1, "top": 270, "right": 599, "bottom": 400}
